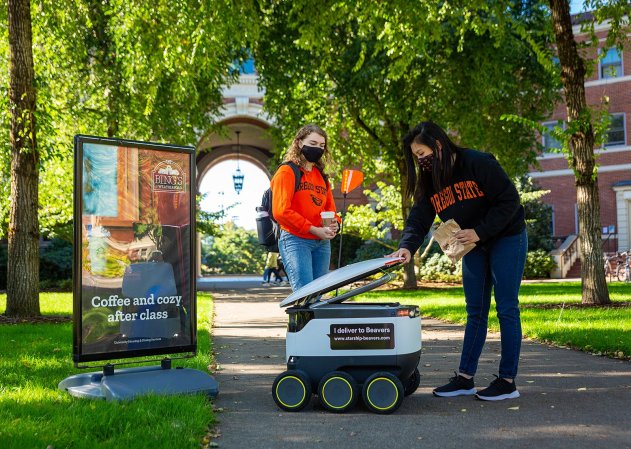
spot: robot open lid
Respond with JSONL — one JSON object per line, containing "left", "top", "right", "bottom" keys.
{"left": 280, "top": 257, "right": 406, "bottom": 308}
{"left": 273, "top": 257, "right": 422, "bottom": 414}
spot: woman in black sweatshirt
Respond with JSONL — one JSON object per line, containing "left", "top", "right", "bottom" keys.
{"left": 387, "top": 121, "right": 527, "bottom": 401}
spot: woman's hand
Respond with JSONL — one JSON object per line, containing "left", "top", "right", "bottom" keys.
{"left": 328, "top": 221, "right": 340, "bottom": 234}
{"left": 309, "top": 226, "right": 336, "bottom": 240}
{"left": 454, "top": 229, "right": 480, "bottom": 245}
{"left": 385, "top": 248, "right": 412, "bottom": 264}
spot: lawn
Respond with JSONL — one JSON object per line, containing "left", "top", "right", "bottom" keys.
{"left": 362, "top": 281, "right": 631, "bottom": 359}
{"left": 0, "top": 292, "right": 216, "bottom": 449}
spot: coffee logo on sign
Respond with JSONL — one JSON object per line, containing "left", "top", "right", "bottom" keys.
{"left": 152, "top": 160, "right": 186, "bottom": 192}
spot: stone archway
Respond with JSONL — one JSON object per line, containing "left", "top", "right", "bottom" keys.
{"left": 196, "top": 117, "right": 276, "bottom": 190}
{"left": 195, "top": 116, "right": 276, "bottom": 277}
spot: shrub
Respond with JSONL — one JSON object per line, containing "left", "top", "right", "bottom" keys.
{"left": 40, "top": 238, "right": 72, "bottom": 282}
{"left": 351, "top": 239, "right": 398, "bottom": 263}
{"left": 419, "top": 253, "right": 462, "bottom": 282}
{"left": 523, "top": 249, "right": 557, "bottom": 279}
{"left": 0, "top": 242, "right": 6, "bottom": 290}
{"left": 331, "top": 234, "right": 364, "bottom": 269}
{"left": 0, "top": 239, "right": 73, "bottom": 290}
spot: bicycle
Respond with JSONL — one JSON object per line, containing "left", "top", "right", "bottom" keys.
{"left": 617, "top": 251, "right": 631, "bottom": 282}
{"left": 604, "top": 252, "right": 629, "bottom": 282}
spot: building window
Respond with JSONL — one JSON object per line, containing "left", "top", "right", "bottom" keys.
{"left": 605, "top": 114, "right": 625, "bottom": 147}
{"left": 542, "top": 121, "right": 563, "bottom": 152}
{"left": 600, "top": 47, "right": 622, "bottom": 79}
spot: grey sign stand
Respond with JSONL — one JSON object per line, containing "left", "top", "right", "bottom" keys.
{"left": 58, "top": 359, "right": 219, "bottom": 401}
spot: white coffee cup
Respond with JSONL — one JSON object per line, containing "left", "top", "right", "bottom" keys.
{"left": 320, "top": 211, "right": 336, "bottom": 227}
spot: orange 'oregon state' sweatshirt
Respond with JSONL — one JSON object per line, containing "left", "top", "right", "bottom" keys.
{"left": 270, "top": 164, "right": 339, "bottom": 240}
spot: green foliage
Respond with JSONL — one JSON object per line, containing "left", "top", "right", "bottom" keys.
{"left": 201, "top": 223, "right": 267, "bottom": 274}
{"left": 524, "top": 249, "right": 557, "bottom": 279}
{"left": 0, "top": 243, "right": 6, "bottom": 290}
{"left": 352, "top": 239, "right": 400, "bottom": 263}
{"left": 0, "top": 1, "right": 257, "bottom": 240}
{"left": 418, "top": 253, "right": 463, "bottom": 283}
{"left": 254, "top": 0, "right": 559, "bottom": 188}
{"left": 343, "top": 182, "right": 404, "bottom": 240}
{"left": 330, "top": 233, "right": 365, "bottom": 269}
{"left": 0, "top": 240, "right": 73, "bottom": 290}
{"left": 515, "top": 176, "right": 553, "bottom": 251}
{"left": 39, "top": 239, "right": 73, "bottom": 284}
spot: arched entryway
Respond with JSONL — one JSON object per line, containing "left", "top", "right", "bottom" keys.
{"left": 195, "top": 116, "right": 277, "bottom": 276}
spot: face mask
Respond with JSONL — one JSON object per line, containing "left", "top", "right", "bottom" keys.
{"left": 301, "top": 145, "right": 325, "bottom": 163}
{"left": 417, "top": 153, "right": 434, "bottom": 171}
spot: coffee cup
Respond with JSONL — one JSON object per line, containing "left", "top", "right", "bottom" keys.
{"left": 320, "top": 211, "right": 336, "bottom": 227}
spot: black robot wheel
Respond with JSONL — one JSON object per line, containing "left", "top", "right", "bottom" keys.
{"left": 317, "top": 371, "right": 358, "bottom": 413}
{"left": 404, "top": 367, "right": 421, "bottom": 396}
{"left": 362, "top": 371, "right": 404, "bottom": 414}
{"left": 272, "top": 370, "right": 312, "bottom": 412}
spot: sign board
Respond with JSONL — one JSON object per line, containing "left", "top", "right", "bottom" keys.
{"left": 73, "top": 135, "right": 196, "bottom": 363}
{"left": 329, "top": 323, "right": 395, "bottom": 350}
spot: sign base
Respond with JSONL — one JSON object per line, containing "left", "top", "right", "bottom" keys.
{"left": 58, "top": 365, "right": 219, "bottom": 401}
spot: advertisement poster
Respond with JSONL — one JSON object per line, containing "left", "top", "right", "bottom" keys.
{"left": 74, "top": 135, "right": 196, "bottom": 363}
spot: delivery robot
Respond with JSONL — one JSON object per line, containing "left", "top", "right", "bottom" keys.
{"left": 272, "top": 257, "right": 421, "bottom": 414}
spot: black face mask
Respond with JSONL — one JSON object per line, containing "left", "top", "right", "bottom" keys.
{"left": 301, "top": 145, "right": 325, "bottom": 163}
{"left": 417, "top": 154, "right": 434, "bottom": 171}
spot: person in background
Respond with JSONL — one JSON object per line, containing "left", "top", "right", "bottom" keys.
{"left": 387, "top": 121, "right": 527, "bottom": 401}
{"left": 262, "top": 251, "right": 282, "bottom": 286}
{"left": 271, "top": 124, "right": 340, "bottom": 291}
{"left": 275, "top": 255, "right": 290, "bottom": 286}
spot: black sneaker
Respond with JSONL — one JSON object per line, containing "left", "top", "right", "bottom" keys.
{"left": 433, "top": 372, "right": 477, "bottom": 397}
{"left": 475, "top": 376, "right": 520, "bottom": 401}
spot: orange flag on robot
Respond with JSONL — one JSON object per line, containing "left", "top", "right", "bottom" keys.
{"left": 341, "top": 169, "right": 364, "bottom": 195}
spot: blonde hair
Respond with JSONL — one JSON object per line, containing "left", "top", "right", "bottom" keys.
{"left": 283, "top": 124, "right": 332, "bottom": 174}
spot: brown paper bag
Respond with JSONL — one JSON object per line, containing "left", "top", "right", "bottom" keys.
{"left": 432, "top": 219, "right": 475, "bottom": 263}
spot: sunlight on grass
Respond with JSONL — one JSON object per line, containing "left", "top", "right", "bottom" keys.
{"left": 0, "top": 292, "right": 216, "bottom": 449}
{"left": 363, "top": 281, "right": 631, "bottom": 358}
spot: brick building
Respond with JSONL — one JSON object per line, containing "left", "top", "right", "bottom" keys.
{"left": 529, "top": 18, "right": 631, "bottom": 258}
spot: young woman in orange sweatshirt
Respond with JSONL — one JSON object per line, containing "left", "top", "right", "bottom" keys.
{"left": 270, "top": 124, "right": 340, "bottom": 291}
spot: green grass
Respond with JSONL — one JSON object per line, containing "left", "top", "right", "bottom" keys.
{"left": 0, "top": 292, "right": 216, "bottom": 449}
{"left": 361, "top": 282, "right": 631, "bottom": 359}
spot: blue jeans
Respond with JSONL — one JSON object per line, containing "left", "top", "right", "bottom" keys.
{"left": 459, "top": 229, "right": 527, "bottom": 379}
{"left": 279, "top": 230, "right": 331, "bottom": 291}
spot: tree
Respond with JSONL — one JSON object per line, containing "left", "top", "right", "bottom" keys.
{"left": 544, "top": 0, "right": 629, "bottom": 304}
{"left": 6, "top": 0, "right": 40, "bottom": 316}
{"left": 254, "top": 0, "right": 559, "bottom": 287}
{"left": 201, "top": 222, "right": 267, "bottom": 274}
{"left": 1, "top": 1, "right": 257, "bottom": 307}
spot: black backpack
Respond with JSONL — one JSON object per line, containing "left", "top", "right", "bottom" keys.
{"left": 255, "top": 162, "right": 328, "bottom": 251}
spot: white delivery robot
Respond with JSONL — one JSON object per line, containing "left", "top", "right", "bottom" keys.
{"left": 272, "top": 257, "right": 421, "bottom": 414}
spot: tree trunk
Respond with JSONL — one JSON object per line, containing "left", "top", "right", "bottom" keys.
{"left": 6, "top": 0, "right": 40, "bottom": 317}
{"left": 549, "top": 0, "right": 610, "bottom": 305}
{"left": 398, "top": 153, "right": 417, "bottom": 289}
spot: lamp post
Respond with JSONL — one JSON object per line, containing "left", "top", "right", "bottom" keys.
{"left": 232, "top": 130, "right": 244, "bottom": 195}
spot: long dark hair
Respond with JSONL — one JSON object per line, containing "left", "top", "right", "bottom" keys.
{"left": 403, "top": 121, "right": 464, "bottom": 201}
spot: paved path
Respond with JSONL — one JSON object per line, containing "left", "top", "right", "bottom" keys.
{"left": 210, "top": 287, "right": 631, "bottom": 449}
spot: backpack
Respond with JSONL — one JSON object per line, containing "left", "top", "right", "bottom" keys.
{"left": 255, "top": 162, "right": 328, "bottom": 252}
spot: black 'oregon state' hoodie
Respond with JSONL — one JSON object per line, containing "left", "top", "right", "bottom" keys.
{"left": 398, "top": 148, "right": 525, "bottom": 255}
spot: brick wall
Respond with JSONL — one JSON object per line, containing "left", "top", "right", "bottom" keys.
{"left": 531, "top": 23, "right": 631, "bottom": 253}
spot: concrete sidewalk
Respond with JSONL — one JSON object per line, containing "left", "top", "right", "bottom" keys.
{"left": 210, "top": 287, "right": 631, "bottom": 449}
